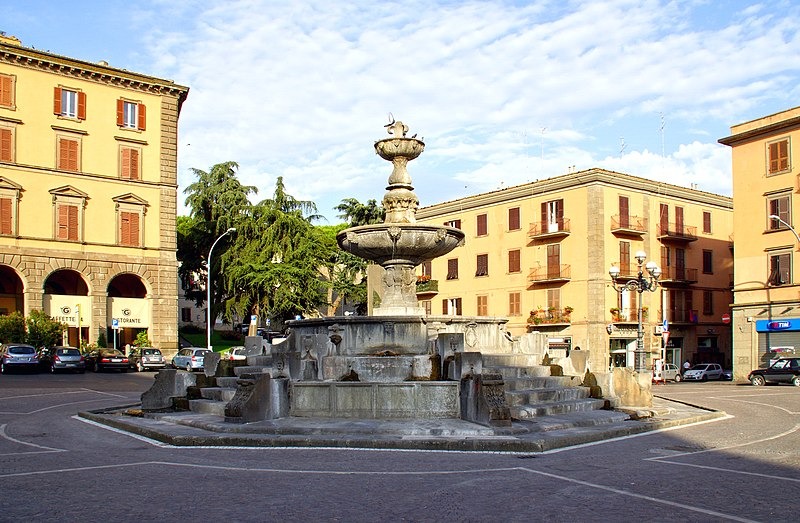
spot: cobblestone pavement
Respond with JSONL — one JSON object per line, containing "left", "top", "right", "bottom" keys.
{"left": 0, "top": 373, "right": 797, "bottom": 522}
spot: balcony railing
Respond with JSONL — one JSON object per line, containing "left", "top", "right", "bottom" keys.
{"left": 610, "top": 309, "right": 648, "bottom": 323}
{"left": 528, "top": 219, "right": 571, "bottom": 239}
{"left": 528, "top": 264, "right": 571, "bottom": 283}
{"left": 658, "top": 309, "right": 699, "bottom": 323}
{"left": 527, "top": 309, "right": 573, "bottom": 326}
{"left": 415, "top": 278, "right": 438, "bottom": 296}
{"left": 657, "top": 222, "right": 698, "bottom": 242}
{"left": 610, "top": 214, "right": 647, "bottom": 235}
{"left": 658, "top": 267, "right": 698, "bottom": 284}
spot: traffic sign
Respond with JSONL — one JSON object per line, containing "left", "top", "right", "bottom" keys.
{"left": 722, "top": 313, "right": 731, "bottom": 324}
{"left": 662, "top": 319, "right": 669, "bottom": 332}
{"left": 111, "top": 318, "right": 119, "bottom": 330}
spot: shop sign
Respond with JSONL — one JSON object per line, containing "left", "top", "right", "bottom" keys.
{"left": 107, "top": 298, "right": 150, "bottom": 327}
{"left": 43, "top": 295, "right": 91, "bottom": 327}
{"left": 756, "top": 318, "right": 800, "bottom": 332}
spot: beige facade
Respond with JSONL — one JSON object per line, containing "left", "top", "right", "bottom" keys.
{"left": 0, "top": 35, "right": 188, "bottom": 351}
{"left": 720, "top": 106, "right": 800, "bottom": 379}
{"left": 415, "top": 168, "right": 733, "bottom": 373}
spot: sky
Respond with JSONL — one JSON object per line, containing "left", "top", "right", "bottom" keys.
{"left": 4, "top": 0, "right": 800, "bottom": 222}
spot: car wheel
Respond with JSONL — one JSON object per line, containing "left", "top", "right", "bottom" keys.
{"left": 792, "top": 376, "right": 800, "bottom": 387}
{"left": 50, "top": 364, "right": 56, "bottom": 374}
{"left": 1, "top": 363, "right": 5, "bottom": 374}
{"left": 136, "top": 362, "right": 144, "bottom": 372}
{"left": 186, "top": 363, "right": 192, "bottom": 372}
{"left": 93, "top": 361, "right": 100, "bottom": 373}
{"left": 674, "top": 374, "right": 682, "bottom": 382}
{"left": 702, "top": 374, "right": 708, "bottom": 381}
{"left": 750, "top": 375, "right": 765, "bottom": 386}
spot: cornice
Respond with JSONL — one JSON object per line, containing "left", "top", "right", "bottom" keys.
{"left": 0, "top": 42, "right": 189, "bottom": 101}
{"left": 416, "top": 167, "right": 732, "bottom": 219}
{"left": 718, "top": 115, "right": 800, "bottom": 146}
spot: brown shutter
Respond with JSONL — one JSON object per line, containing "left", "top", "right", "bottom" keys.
{"left": 77, "top": 91, "right": 86, "bottom": 120}
{"left": 0, "top": 197, "right": 12, "bottom": 235}
{"left": 53, "top": 87, "right": 62, "bottom": 115}
{"left": 0, "top": 75, "right": 11, "bottom": 106}
{"left": 456, "top": 298, "right": 462, "bottom": 316}
{"left": 117, "top": 99, "right": 124, "bottom": 126}
{"left": 442, "top": 299, "right": 448, "bottom": 314}
{"left": 130, "top": 149, "right": 139, "bottom": 180}
{"left": 57, "top": 204, "right": 69, "bottom": 239}
{"left": 59, "top": 139, "right": 78, "bottom": 171}
{"left": 779, "top": 140, "right": 789, "bottom": 171}
{"left": 68, "top": 205, "right": 78, "bottom": 240}
{"left": 508, "top": 207, "right": 520, "bottom": 230}
{"left": 477, "top": 214, "right": 487, "bottom": 236}
{"left": 508, "top": 249, "right": 520, "bottom": 273}
{"left": 130, "top": 213, "right": 140, "bottom": 245}
{"left": 121, "top": 148, "right": 131, "bottom": 179}
{"left": 0, "top": 128, "right": 11, "bottom": 162}
{"left": 137, "top": 103, "right": 146, "bottom": 130}
{"left": 120, "top": 212, "right": 130, "bottom": 245}
{"left": 540, "top": 202, "right": 547, "bottom": 229}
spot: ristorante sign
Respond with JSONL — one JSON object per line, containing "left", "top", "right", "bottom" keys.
{"left": 43, "top": 295, "right": 91, "bottom": 327}
{"left": 107, "top": 297, "right": 150, "bottom": 327}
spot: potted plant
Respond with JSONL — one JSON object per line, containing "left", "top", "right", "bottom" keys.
{"left": 610, "top": 307, "right": 621, "bottom": 321}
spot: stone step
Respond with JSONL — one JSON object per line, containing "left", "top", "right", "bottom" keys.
{"left": 216, "top": 376, "right": 240, "bottom": 388}
{"left": 188, "top": 398, "right": 227, "bottom": 416}
{"left": 485, "top": 365, "right": 552, "bottom": 380}
{"left": 200, "top": 387, "right": 237, "bottom": 402}
{"left": 481, "top": 354, "right": 545, "bottom": 369}
{"left": 511, "top": 398, "right": 607, "bottom": 419}
{"left": 247, "top": 355, "right": 273, "bottom": 366}
{"left": 504, "top": 375, "right": 582, "bottom": 390}
{"left": 234, "top": 365, "right": 272, "bottom": 377}
{"left": 506, "top": 387, "right": 591, "bottom": 405}
{"left": 514, "top": 409, "right": 631, "bottom": 432}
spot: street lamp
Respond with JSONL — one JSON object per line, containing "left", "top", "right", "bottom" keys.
{"left": 768, "top": 214, "right": 800, "bottom": 244}
{"left": 609, "top": 250, "right": 661, "bottom": 373}
{"left": 207, "top": 227, "right": 236, "bottom": 351}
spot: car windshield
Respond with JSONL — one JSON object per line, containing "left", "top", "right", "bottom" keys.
{"left": 771, "top": 360, "right": 789, "bottom": 369}
{"left": 196, "top": 350, "right": 210, "bottom": 356}
{"left": 9, "top": 347, "right": 35, "bottom": 354}
{"left": 691, "top": 365, "right": 709, "bottom": 370}
{"left": 102, "top": 351, "right": 124, "bottom": 357}
{"left": 57, "top": 349, "right": 80, "bottom": 356}
{"left": 143, "top": 349, "right": 160, "bottom": 355}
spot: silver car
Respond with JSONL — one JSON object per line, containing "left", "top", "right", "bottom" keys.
{"left": 683, "top": 363, "right": 723, "bottom": 381}
{"left": 0, "top": 343, "right": 40, "bottom": 373}
{"left": 171, "top": 347, "right": 210, "bottom": 372}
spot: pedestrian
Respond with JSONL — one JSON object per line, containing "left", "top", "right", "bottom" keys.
{"left": 683, "top": 359, "right": 691, "bottom": 375}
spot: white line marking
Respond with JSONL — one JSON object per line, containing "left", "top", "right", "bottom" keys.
{"left": 72, "top": 415, "right": 171, "bottom": 446}
{"left": 0, "top": 423, "right": 65, "bottom": 453}
{"left": 649, "top": 459, "right": 800, "bottom": 484}
{"left": 0, "top": 390, "right": 91, "bottom": 400}
{"left": 0, "top": 462, "right": 157, "bottom": 479}
{"left": 647, "top": 423, "right": 800, "bottom": 460}
{"left": 0, "top": 398, "right": 137, "bottom": 416}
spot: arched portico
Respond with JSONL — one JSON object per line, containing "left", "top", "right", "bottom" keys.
{"left": 0, "top": 265, "right": 24, "bottom": 315}
{"left": 43, "top": 269, "right": 90, "bottom": 347}
{"left": 107, "top": 273, "right": 151, "bottom": 350}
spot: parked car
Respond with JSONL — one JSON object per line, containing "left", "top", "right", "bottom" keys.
{"left": 748, "top": 357, "right": 800, "bottom": 386}
{"left": 85, "top": 349, "right": 129, "bottom": 372}
{"left": 39, "top": 346, "right": 85, "bottom": 373}
{"left": 128, "top": 347, "right": 166, "bottom": 372}
{"left": 662, "top": 363, "right": 682, "bottom": 382}
{"left": 0, "top": 343, "right": 39, "bottom": 374}
{"left": 172, "top": 347, "right": 210, "bottom": 372}
{"left": 224, "top": 346, "right": 247, "bottom": 362}
{"left": 683, "top": 363, "right": 724, "bottom": 381}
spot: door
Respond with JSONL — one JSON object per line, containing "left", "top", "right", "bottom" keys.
{"left": 619, "top": 196, "right": 629, "bottom": 229}
{"left": 547, "top": 244, "right": 561, "bottom": 278}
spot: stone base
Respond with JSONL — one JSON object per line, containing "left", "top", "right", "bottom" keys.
{"left": 323, "top": 355, "right": 439, "bottom": 382}
{"left": 290, "top": 381, "right": 459, "bottom": 419}
{"left": 372, "top": 306, "right": 425, "bottom": 316}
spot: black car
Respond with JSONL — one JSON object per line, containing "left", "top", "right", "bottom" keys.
{"left": 0, "top": 343, "right": 39, "bottom": 373}
{"left": 85, "top": 349, "right": 129, "bottom": 372}
{"left": 39, "top": 346, "right": 86, "bottom": 373}
{"left": 128, "top": 347, "right": 166, "bottom": 372}
{"left": 748, "top": 357, "right": 800, "bottom": 386}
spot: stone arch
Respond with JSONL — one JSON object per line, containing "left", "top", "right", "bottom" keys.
{"left": 42, "top": 268, "right": 91, "bottom": 347}
{"left": 0, "top": 264, "right": 25, "bottom": 315}
{"left": 107, "top": 271, "right": 151, "bottom": 348}
{"left": 43, "top": 268, "right": 90, "bottom": 296}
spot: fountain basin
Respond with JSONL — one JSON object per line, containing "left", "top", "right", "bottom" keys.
{"left": 337, "top": 224, "right": 465, "bottom": 266}
{"left": 374, "top": 137, "right": 425, "bottom": 161}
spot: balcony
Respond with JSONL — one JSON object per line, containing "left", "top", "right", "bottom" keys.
{"left": 658, "top": 266, "right": 698, "bottom": 285}
{"left": 657, "top": 222, "right": 698, "bottom": 242}
{"left": 528, "top": 264, "right": 571, "bottom": 284}
{"left": 610, "top": 214, "right": 647, "bottom": 236}
{"left": 528, "top": 219, "right": 571, "bottom": 240}
{"left": 610, "top": 308, "right": 648, "bottom": 324}
{"left": 415, "top": 276, "right": 439, "bottom": 299}
{"left": 527, "top": 307, "right": 573, "bottom": 328}
{"left": 658, "top": 309, "right": 699, "bottom": 324}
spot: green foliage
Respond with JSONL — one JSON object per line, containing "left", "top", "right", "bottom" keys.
{"left": 0, "top": 312, "right": 26, "bottom": 343}
{"left": 133, "top": 331, "right": 151, "bottom": 347}
{"left": 179, "top": 324, "right": 203, "bottom": 334}
{"left": 97, "top": 330, "right": 107, "bottom": 348}
{"left": 25, "top": 310, "right": 65, "bottom": 348}
{"left": 335, "top": 197, "right": 385, "bottom": 226}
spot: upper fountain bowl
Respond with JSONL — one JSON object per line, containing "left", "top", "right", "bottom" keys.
{"left": 375, "top": 137, "right": 425, "bottom": 162}
{"left": 337, "top": 223, "right": 464, "bottom": 266}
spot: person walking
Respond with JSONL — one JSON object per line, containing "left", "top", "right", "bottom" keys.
{"left": 683, "top": 359, "right": 691, "bottom": 375}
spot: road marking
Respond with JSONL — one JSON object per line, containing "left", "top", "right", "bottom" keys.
{"left": 0, "top": 390, "right": 90, "bottom": 400}
{"left": 0, "top": 462, "right": 157, "bottom": 479}
{"left": 0, "top": 398, "right": 136, "bottom": 416}
{"left": 647, "top": 423, "right": 800, "bottom": 460}
{"left": 72, "top": 415, "right": 172, "bottom": 447}
{"left": 0, "top": 423, "right": 65, "bottom": 453}
{"left": 647, "top": 459, "right": 800, "bottom": 484}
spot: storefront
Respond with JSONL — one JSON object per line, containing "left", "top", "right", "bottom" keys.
{"left": 43, "top": 294, "right": 90, "bottom": 348}
{"left": 756, "top": 318, "right": 800, "bottom": 367}
{"left": 107, "top": 297, "right": 151, "bottom": 349}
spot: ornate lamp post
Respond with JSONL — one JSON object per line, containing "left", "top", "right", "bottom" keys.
{"left": 609, "top": 251, "right": 661, "bottom": 373}
{"left": 207, "top": 227, "right": 236, "bottom": 351}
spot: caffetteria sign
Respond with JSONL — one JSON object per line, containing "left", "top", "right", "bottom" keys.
{"left": 43, "top": 295, "right": 91, "bottom": 327}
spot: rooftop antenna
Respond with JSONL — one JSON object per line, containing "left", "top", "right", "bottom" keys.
{"left": 659, "top": 112, "right": 666, "bottom": 159}
{"left": 540, "top": 127, "right": 547, "bottom": 170}
{"left": 619, "top": 137, "right": 626, "bottom": 157}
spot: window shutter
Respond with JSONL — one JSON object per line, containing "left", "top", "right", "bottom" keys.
{"left": 0, "top": 128, "right": 11, "bottom": 162}
{"left": 540, "top": 202, "right": 547, "bottom": 227}
{"left": 442, "top": 299, "right": 448, "bottom": 314}
{"left": 121, "top": 148, "right": 131, "bottom": 179}
{"left": 0, "top": 197, "right": 12, "bottom": 235}
{"left": 77, "top": 91, "right": 86, "bottom": 120}
{"left": 130, "top": 149, "right": 139, "bottom": 180}
{"left": 0, "top": 75, "right": 11, "bottom": 106}
{"left": 779, "top": 140, "right": 789, "bottom": 171}
{"left": 477, "top": 214, "right": 487, "bottom": 236}
{"left": 137, "top": 103, "right": 146, "bottom": 130}
{"left": 116, "top": 99, "right": 124, "bottom": 126}
{"left": 120, "top": 212, "right": 130, "bottom": 245}
{"left": 53, "top": 87, "right": 62, "bottom": 115}
{"left": 130, "top": 212, "right": 140, "bottom": 245}
{"left": 58, "top": 138, "right": 69, "bottom": 170}
{"left": 57, "top": 204, "right": 69, "bottom": 239}
{"left": 59, "top": 138, "right": 78, "bottom": 171}
{"left": 456, "top": 298, "right": 462, "bottom": 316}
{"left": 508, "top": 207, "right": 520, "bottom": 230}
{"left": 68, "top": 205, "right": 78, "bottom": 241}
{"left": 508, "top": 249, "right": 520, "bottom": 273}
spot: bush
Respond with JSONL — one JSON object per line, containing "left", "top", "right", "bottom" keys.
{"left": 180, "top": 324, "right": 203, "bottom": 334}
{"left": 25, "top": 310, "right": 65, "bottom": 348}
{"left": 0, "top": 312, "right": 26, "bottom": 343}
{"left": 133, "top": 331, "right": 151, "bottom": 347}
{"left": 97, "top": 331, "right": 107, "bottom": 348}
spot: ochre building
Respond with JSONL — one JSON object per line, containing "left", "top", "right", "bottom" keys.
{"left": 415, "top": 168, "right": 734, "bottom": 374}
{"left": 720, "top": 106, "right": 800, "bottom": 379}
{"left": 0, "top": 34, "right": 189, "bottom": 351}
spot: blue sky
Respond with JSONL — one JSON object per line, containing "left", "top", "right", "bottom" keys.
{"left": 4, "top": 0, "right": 800, "bottom": 221}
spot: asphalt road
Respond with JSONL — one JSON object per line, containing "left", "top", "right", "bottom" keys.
{"left": 0, "top": 370, "right": 798, "bottom": 522}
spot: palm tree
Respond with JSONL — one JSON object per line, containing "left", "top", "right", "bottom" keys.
{"left": 335, "top": 197, "right": 385, "bottom": 226}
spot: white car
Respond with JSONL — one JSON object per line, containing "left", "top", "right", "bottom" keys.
{"left": 683, "top": 363, "right": 723, "bottom": 381}
{"left": 225, "top": 346, "right": 247, "bottom": 361}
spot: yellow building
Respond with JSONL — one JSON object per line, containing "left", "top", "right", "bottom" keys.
{"left": 415, "top": 168, "right": 733, "bottom": 373}
{"left": 720, "top": 106, "right": 800, "bottom": 379}
{"left": 0, "top": 34, "right": 188, "bottom": 351}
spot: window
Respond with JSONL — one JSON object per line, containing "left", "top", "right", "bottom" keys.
{"left": 0, "top": 196, "right": 12, "bottom": 235}
{"left": 703, "top": 211, "right": 712, "bottom": 234}
{"left": 116, "top": 99, "right": 146, "bottom": 130}
{"left": 703, "top": 250, "right": 713, "bottom": 274}
{"left": 618, "top": 195, "right": 630, "bottom": 228}
{"left": 769, "top": 251, "right": 791, "bottom": 286}
{"left": 508, "top": 292, "right": 520, "bottom": 316}
{"left": 541, "top": 199, "right": 564, "bottom": 233}
{"left": 476, "top": 254, "right": 488, "bottom": 277}
{"left": 508, "top": 249, "right": 520, "bottom": 273}
{"left": 50, "top": 186, "right": 87, "bottom": 243}
{"left": 56, "top": 135, "right": 80, "bottom": 171}
{"left": 120, "top": 145, "right": 141, "bottom": 180}
{"left": 477, "top": 295, "right": 488, "bottom": 316}
{"left": 768, "top": 195, "right": 790, "bottom": 230}
{"left": 444, "top": 219, "right": 461, "bottom": 229}
{"left": 659, "top": 203, "right": 669, "bottom": 235}
{"left": 446, "top": 258, "right": 458, "bottom": 280}
{"left": 477, "top": 213, "right": 488, "bottom": 236}
{"left": 421, "top": 300, "right": 431, "bottom": 315}
{"left": 547, "top": 289, "right": 560, "bottom": 311}
{"left": 768, "top": 138, "right": 789, "bottom": 175}
{"left": 119, "top": 211, "right": 141, "bottom": 246}
{"left": 0, "top": 73, "right": 15, "bottom": 109}
{"left": 442, "top": 297, "right": 462, "bottom": 315}
{"left": 56, "top": 203, "right": 79, "bottom": 241}
{"left": 619, "top": 241, "right": 630, "bottom": 275}
{"left": 508, "top": 207, "right": 520, "bottom": 230}
{"left": 421, "top": 260, "right": 432, "bottom": 277}
{"left": 181, "top": 308, "right": 192, "bottom": 322}
{"left": 53, "top": 87, "right": 86, "bottom": 120}
{"left": 114, "top": 194, "right": 148, "bottom": 248}
{"left": 546, "top": 244, "right": 561, "bottom": 278}
{"left": 0, "top": 126, "right": 13, "bottom": 162}
{"left": 703, "top": 291, "right": 713, "bottom": 316}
